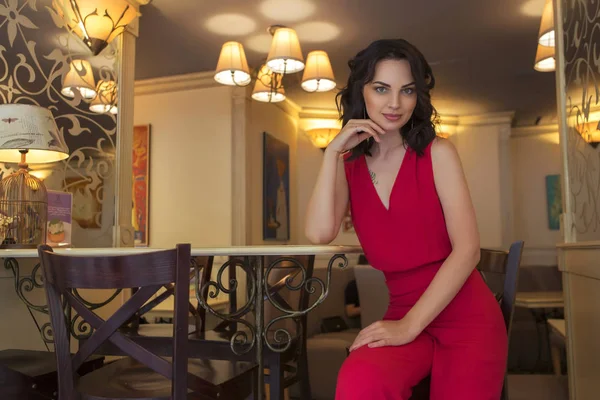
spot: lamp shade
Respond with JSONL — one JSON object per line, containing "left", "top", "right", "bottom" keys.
{"left": 301, "top": 50, "right": 336, "bottom": 92}
{"left": 266, "top": 27, "right": 305, "bottom": 74}
{"left": 214, "top": 41, "right": 252, "bottom": 86}
{"left": 252, "top": 65, "right": 286, "bottom": 103}
{"left": 306, "top": 128, "right": 338, "bottom": 148}
{"left": 538, "top": 0, "right": 555, "bottom": 47}
{"left": 534, "top": 43, "right": 555, "bottom": 71}
{"left": 0, "top": 104, "right": 69, "bottom": 163}
{"left": 52, "top": 0, "right": 140, "bottom": 55}
{"left": 90, "top": 80, "right": 118, "bottom": 113}
{"left": 61, "top": 59, "right": 96, "bottom": 99}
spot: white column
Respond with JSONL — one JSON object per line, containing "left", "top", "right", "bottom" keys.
{"left": 113, "top": 23, "right": 138, "bottom": 247}
{"left": 454, "top": 112, "right": 515, "bottom": 249}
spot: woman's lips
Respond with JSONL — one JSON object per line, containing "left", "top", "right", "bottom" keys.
{"left": 383, "top": 114, "right": 401, "bottom": 121}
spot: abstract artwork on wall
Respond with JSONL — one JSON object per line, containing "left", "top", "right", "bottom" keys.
{"left": 133, "top": 125, "right": 150, "bottom": 246}
{"left": 263, "top": 132, "right": 290, "bottom": 241}
{"left": 545, "top": 174, "right": 562, "bottom": 231}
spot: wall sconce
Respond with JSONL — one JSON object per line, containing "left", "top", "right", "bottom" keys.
{"left": 576, "top": 121, "right": 600, "bottom": 148}
{"left": 61, "top": 59, "right": 97, "bottom": 99}
{"left": 306, "top": 128, "right": 339, "bottom": 150}
{"left": 52, "top": 0, "right": 140, "bottom": 55}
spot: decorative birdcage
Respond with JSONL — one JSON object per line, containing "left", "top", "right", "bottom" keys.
{"left": 0, "top": 166, "right": 48, "bottom": 248}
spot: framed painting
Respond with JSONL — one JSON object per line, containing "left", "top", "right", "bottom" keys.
{"left": 545, "top": 174, "right": 562, "bottom": 231}
{"left": 133, "top": 124, "right": 150, "bottom": 247}
{"left": 263, "top": 132, "right": 290, "bottom": 241}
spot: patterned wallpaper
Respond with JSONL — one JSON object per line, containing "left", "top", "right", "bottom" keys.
{"left": 562, "top": 0, "right": 600, "bottom": 241}
{"left": 0, "top": 0, "right": 119, "bottom": 247}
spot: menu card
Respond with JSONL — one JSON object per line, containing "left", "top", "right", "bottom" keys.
{"left": 47, "top": 190, "right": 72, "bottom": 247}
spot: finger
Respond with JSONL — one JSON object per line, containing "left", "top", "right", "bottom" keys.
{"left": 350, "top": 333, "right": 380, "bottom": 351}
{"left": 362, "top": 119, "right": 386, "bottom": 135}
{"left": 368, "top": 339, "right": 388, "bottom": 348}
{"left": 351, "top": 125, "right": 380, "bottom": 143}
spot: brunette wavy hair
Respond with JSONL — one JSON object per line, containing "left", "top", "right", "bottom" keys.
{"left": 336, "top": 39, "right": 439, "bottom": 158}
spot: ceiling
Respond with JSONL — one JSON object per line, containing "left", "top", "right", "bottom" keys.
{"left": 134, "top": 0, "right": 558, "bottom": 126}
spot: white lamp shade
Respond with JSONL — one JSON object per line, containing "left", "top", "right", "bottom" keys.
{"left": 90, "top": 80, "right": 118, "bottom": 113}
{"left": 252, "top": 65, "right": 286, "bottom": 103}
{"left": 266, "top": 27, "right": 305, "bottom": 74}
{"left": 214, "top": 41, "right": 252, "bottom": 86}
{"left": 61, "top": 59, "right": 97, "bottom": 99}
{"left": 0, "top": 104, "right": 69, "bottom": 163}
{"left": 301, "top": 50, "right": 336, "bottom": 92}
{"left": 534, "top": 43, "right": 555, "bottom": 71}
{"left": 538, "top": 0, "right": 555, "bottom": 47}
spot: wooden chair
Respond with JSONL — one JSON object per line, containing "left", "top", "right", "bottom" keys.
{"left": 39, "top": 244, "right": 257, "bottom": 400}
{"left": 408, "top": 241, "right": 525, "bottom": 400}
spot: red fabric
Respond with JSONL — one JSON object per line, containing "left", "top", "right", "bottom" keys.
{"left": 336, "top": 143, "right": 507, "bottom": 400}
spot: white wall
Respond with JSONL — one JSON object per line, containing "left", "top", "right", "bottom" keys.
{"left": 511, "top": 130, "right": 562, "bottom": 265}
{"left": 454, "top": 123, "right": 509, "bottom": 248}
{"left": 134, "top": 85, "right": 234, "bottom": 247}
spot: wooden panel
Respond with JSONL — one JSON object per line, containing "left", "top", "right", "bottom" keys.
{"left": 559, "top": 246, "right": 600, "bottom": 280}
{"left": 565, "top": 273, "right": 600, "bottom": 400}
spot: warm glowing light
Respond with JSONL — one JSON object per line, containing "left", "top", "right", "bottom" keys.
{"left": 266, "top": 27, "right": 304, "bottom": 74}
{"left": 52, "top": 0, "right": 139, "bottom": 55}
{"left": 301, "top": 51, "right": 336, "bottom": 92}
{"left": 294, "top": 22, "right": 340, "bottom": 43}
{"left": 205, "top": 13, "right": 256, "bottom": 36}
{"left": 252, "top": 65, "right": 286, "bottom": 103}
{"left": 61, "top": 59, "right": 96, "bottom": 99}
{"left": 214, "top": 41, "right": 252, "bottom": 86}
{"left": 259, "top": 0, "right": 316, "bottom": 22}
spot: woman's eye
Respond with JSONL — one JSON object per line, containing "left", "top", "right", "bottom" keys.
{"left": 402, "top": 87, "right": 415, "bottom": 95}
{"left": 375, "top": 87, "right": 387, "bottom": 93}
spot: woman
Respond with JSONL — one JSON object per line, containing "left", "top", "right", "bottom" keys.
{"left": 305, "top": 39, "right": 507, "bottom": 400}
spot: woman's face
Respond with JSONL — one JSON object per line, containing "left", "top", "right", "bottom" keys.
{"left": 362, "top": 59, "right": 417, "bottom": 132}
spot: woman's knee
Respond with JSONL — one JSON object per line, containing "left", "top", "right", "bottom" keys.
{"left": 336, "top": 348, "right": 416, "bottom": 397}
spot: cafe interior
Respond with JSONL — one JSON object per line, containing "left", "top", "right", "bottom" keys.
{"left": 0, "top": 0, "right": 599, "bottom": 399}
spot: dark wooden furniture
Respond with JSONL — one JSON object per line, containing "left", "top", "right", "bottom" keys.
{"left": 408, "top": 241, "right": 525, "bottom": 400}
{"left": 39, "top": 243, "right": 257, "bottom": 400}
{"left": 120, "top": 254, "right": 315, "bottom": 400}
{"left": 0, "top": 349, "right": 104, "bottom": 400}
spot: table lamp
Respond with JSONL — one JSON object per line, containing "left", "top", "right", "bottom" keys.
{"left": 0, "top": 104, "right": 69, "bottom": 248}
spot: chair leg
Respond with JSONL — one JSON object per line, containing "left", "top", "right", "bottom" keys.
{"left": 297, "top": 351, "right": 312, "bottom": 400}
{"left": 268, "top": 357, "right": 284, "bottom": 400}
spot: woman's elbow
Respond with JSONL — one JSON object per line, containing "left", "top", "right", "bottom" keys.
{"left": 304, "top": 227, "right": 335, "bottom": 245}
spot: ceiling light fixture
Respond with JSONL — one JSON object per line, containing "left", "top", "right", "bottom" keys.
{"left": 214, "top": 25, "right": 336, "bottom": 103}
{"left": 533, "top": 0, "right": 555, "bottom": 72}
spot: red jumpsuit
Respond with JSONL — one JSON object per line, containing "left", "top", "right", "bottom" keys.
{"left": 335, "top": 142, "right": 507, "bottom": 400}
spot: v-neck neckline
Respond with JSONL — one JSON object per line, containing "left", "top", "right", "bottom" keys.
{"left": 362, "top": 149, "right": 409, "bottom": 212}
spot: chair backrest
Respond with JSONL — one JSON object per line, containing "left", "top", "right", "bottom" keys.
{"left": 38, "top": 244, "right": 205, "bottom": 400}
{"left": 477, "top": 241, "right": 524, "bottom": 336}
